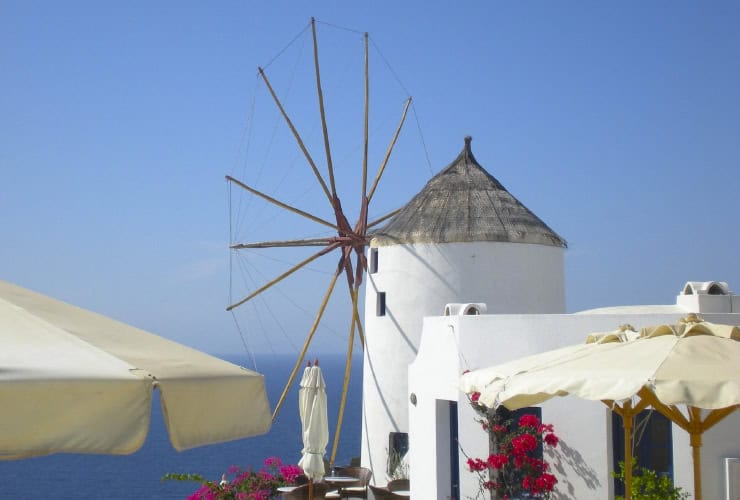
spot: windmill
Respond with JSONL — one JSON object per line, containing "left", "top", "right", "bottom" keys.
{"left": 225, "top": 18, "right": 412, "bottom": 465}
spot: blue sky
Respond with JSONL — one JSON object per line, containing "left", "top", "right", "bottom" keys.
{"left": 2, "top": 1, "right": 739, "bottom": 360}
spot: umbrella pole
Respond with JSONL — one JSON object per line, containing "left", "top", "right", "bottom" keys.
{"left": 690, "top": 433, "right": 702, "bottom": 500}
{"left": 308, "top": 478, "right": 314, "bottom": 500}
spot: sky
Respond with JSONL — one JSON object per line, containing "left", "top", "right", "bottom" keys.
{"left": 2, "top": 1, "right": 739, "bottom": 360}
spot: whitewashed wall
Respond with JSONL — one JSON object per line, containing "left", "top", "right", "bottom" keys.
{"left": 408, "top": 312, "right": 740, "bottom": 500}
{"left": 361, "top": 241, "right": 565, "bottom": 479}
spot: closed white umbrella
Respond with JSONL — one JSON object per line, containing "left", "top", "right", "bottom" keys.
{"left": 298, "top": 360, "right": 329, "bottom": 499}
{"left": 0, "top": 280, "right": 272, "bottom": 459}
{"left": 460, "top": 315, "right": 740, "bottom": 500}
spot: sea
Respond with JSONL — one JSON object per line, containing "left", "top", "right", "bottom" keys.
{"left": 0, "top": 354, "right": 363, "bottom": 499}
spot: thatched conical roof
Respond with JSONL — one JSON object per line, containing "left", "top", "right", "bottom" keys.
{"left": 371, "top": 137, "right": 567, "bottom": 248}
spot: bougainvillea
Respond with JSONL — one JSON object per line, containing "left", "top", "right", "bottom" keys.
{"left": 164, "top": 456, "right": 303, "bottom": 500}
{"left": 465, "top": 390, "right": 559, "bottom": 499}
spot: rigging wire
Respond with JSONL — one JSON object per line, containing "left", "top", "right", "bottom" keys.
{"left": 315, "top": 19, "right": 365, "bottom": 36}
{"left": 368, "top": 37, "right": 412, "bottom": 98}
{"left": 233, "top": 250, "right": 344, "bottom": 349}
{"left": 261, "top": 22, "right": 312, "bottom": 71}
{"left": 234, "top": 252, "right": 301, "bottom": 354}
{"left": 238, "top": 247, "right": 335, "bottom": 276}
{"left": 368, "top": 35, "right": 434, "bottom": 175}
{"left": 412, "top": 103, "right": 434, "bottom": 175}
{"left": 230, "top": 310, "right": 259, "bottom": 370}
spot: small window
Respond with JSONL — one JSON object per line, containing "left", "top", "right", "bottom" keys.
{"left": 377, "top": 292, "right": 386, "bottom": 316}
{"left": 388, "top": 432, "right": 409, "bottom": 476}
{"left": 369, "top": 248, "right": 379, "bottom": 274}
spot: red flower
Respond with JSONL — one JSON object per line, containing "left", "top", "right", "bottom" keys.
{"left": 518, "top": 414, "right": 540, "bottom": 428}
{"left": 535, "top": 473, "right": 557, "bottom": 492}
{"left": 470, "top": 392, "right": 481, "bottom": 402}
{"left": 511, "top": 433, "right": 537, "bottom": 454}
{"left": 486, "top": 453, "right": 509, "bottom": 469}
{"left": 544, "top": 432, "right": 559, "bottom": 447}
{"left": 538, "top": 423, "right": 554, "bottom": 433}
{"left": 522, "top": 476, "right": 533, "bottom": 491}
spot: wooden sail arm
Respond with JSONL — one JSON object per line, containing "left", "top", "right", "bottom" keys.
{"left": 257, "top": 67, "right": 333, "bottom": 203}
{"left": 350, "top": 280, "right": 365, "bottom": 348}
{"left": 226, "top": 241, "right": 341, "bottom": 311}
{"left": 329, "top": 289, "right": 358, "bottom": 465}
{"left": 353, "top": 196, "right": 369, "bottom": 239}
{"left": 340, "top": 246, "right": 355, "bottom": 290}
{"left": 352, "top": 246, "right": 367, "bottom": 289}
{"left": 226, "top": 175, "right": 337, "bottom": 230}
{"left": 362, "top": 32, "right": 369, "bottom": 199}
{"left": 230, "top": 237, "right": 332, "bottom": 249}
{"left": 311, "top": 18, "right": 337, "bottom": 198}
{"left": 332, "top": 195, "right": 355, "bottom": 236}
{"left": 367, "top": 97, "right": 412, "bottom": 203}
{"left": 271, "top": 271, "right": 341, "bottom": 421}
{"left": 367, "top": 207, "right": 402, "bottom": 229}
{"left": 231, "top": 235, "right": 362, "bottom": 250}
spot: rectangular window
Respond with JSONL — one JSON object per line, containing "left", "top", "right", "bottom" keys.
{"left": 376, "top": 292, "right": 386, "bottom": 316}
{"left": 612, "top": 410, "right": 674, "bottom": 497}
{"left": 369, "top": 248, "right": 378, "bottom": 274}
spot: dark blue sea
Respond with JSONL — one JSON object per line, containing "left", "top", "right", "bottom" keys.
{"left": 0, "top": 354, "right": 363, "bottom": 499}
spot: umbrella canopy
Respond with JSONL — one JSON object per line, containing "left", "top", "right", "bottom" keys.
{"left": 297, "top": 361, "right": 329, "bottom": 482}
{"left": 461, "top": 324, "right": 639, "bottom": 407}
{"left": 460, "top": 315, "right": 740, "bottom": 500}
{"left": 0, "top": 280, "right": 272, "bottom": 459}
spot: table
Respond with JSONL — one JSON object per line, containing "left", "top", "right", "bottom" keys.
{"left": 324, "top": 476, "right": 361, "bottom": 498}
{"left": 323, "top": 475, "right": 357, "bottom": 485}
{"left": 276, "top": 485, "right": 298, "bottom": 499}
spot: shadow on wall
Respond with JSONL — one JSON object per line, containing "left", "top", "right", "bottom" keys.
{"left": 546, "top": 438, "right": 601, "bottom": 500}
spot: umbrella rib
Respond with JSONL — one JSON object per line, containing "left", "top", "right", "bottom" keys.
{"left": 701, "top": 405, "right": 738, "bottom": 431}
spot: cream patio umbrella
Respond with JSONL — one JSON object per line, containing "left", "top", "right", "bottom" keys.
{"left": 461, "top": 324, "right": 639, "bottom": 408}
{"left": 297, "top": 360, "right": 329, "bottom": 500}
{"left": 460, "top": 315, "right": 740, "bottom": 500}
{"left": 0, "top": 279, "right": 272, "bottom": 459}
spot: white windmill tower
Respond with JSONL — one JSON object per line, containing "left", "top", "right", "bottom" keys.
{"left": 361, "top": 136, "right": 568, "bottom": 476}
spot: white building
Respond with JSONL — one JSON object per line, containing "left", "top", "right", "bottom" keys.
{"left": 409, "top": 297, "right": 740, "bottom": 499}
{"left": 361, "top": 138, "right": 740, "bottom": 498}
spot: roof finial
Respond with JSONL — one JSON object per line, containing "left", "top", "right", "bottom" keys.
{"left": 464, "top": 136, "right": 472, "bottom": 151}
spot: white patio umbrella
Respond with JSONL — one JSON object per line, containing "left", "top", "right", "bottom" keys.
{"left": 297, "top": 360, "right": 329, "bottom": 500}
{"left": 0, "top": 280, "right": 272, "bottom": 459}
{"left": 460, "top": 315, "right": 740, "bottom": 500}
